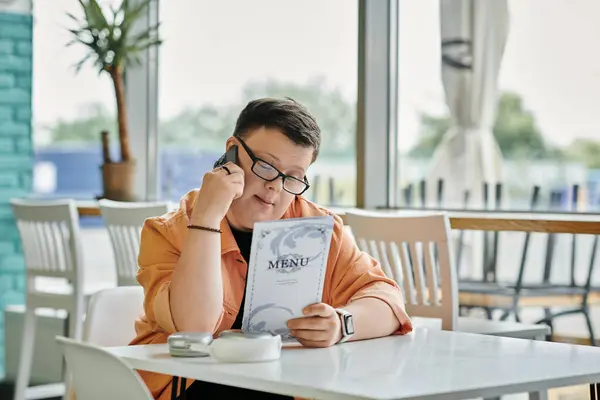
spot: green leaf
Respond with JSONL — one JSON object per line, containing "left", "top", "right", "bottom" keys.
{"left": 127, "top": 38, "right": 161, "bottom": 54}
{"left": 77, "top": 0, "right": 96, "bottom": 28}
{"left": 86, "top": 0, "right": 109, "bottom": 28}
{"left": 68, "top": 27, "right": 81, "bottom": 36}
{"left": 66, "top": 12, "right": 80, "bottom": 23}
{"left": 119, "top": 0, "right": 151, "bottom": 37}
{"left": 126, "top": 53, "right": 143, "bottom": 67}
{"left": 89, "top": 0, "right": 108, "bottom": 23}
{"left": 129, "top": 28, "right": 151, "bottom": 44}
{"left": 67, "top": 0, "right": 161, "bottom": 74}
{"left": 125, "top": 0, "right": 152, "bottom": 22}
{"left": 74, "top": 52, "right": 94, "bottom": 73}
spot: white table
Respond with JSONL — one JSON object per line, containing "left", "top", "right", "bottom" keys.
{"left": 107, "top": 328, "right": 600, "bottom": 400}
{"left": 411, "top": 317, "right": 551, "bottom": 340}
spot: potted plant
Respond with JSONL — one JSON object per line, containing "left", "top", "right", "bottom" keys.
{"left": 67, "top": 0, "right": 161, "bottom": 201}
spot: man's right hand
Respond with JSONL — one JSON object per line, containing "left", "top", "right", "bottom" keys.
{"left": 190, "top": 162, "right": 244, "bottom": 228}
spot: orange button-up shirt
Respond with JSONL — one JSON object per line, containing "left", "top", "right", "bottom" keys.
{"left": 129, "top": 190, "right": 412, "bottom": 400}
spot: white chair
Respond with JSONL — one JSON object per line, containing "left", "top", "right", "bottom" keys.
{"left": 82, "top": 286, "right": 144, "bottom": 346}
{"left": 63, "top": 286, "right": 145, "bottom": 400}
{"left": 56, "top": 336, "right": 153, "bottom": 400}
{"left": 344, "top": 211, "right": 551, "bottom": 339}
{"left": 10, "top": 198, "right": 114, "bottom": 400}
{"left": 98, "top": 199, "right": 169, "bottom": 286}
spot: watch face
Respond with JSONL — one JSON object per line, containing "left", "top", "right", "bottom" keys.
{"left": 343, "top": 314, "right": 355, "bottom": 335}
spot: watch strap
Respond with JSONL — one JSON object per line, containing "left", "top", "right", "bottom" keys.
{"left": 335, "top": 308, "right": 354, "bottom": 343}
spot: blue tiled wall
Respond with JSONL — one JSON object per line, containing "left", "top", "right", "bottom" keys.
{"left": 0, "top": 11, "right": 33, "bottom": 377}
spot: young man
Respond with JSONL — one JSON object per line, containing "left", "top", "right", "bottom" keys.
{"left": 130, "top": 98, "right": 413, "bottom": 399}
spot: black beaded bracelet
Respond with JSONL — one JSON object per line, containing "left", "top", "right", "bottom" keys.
{"left": 187, "top": 224, "right": 222, "bottom": 233}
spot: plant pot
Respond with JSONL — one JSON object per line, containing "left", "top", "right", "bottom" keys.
{"left": 100, "top": 161, "right": 136, "bottom": 201}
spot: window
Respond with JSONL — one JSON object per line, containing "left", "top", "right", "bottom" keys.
{"left": 158, "top": 0, "right": 358, "bottom": 206}
{"left": 32, "top": 0, "right": 119, "bottom": 201}
{"left": 392, "top": 2, "right": 600, "bottom": 339}
{"left": 496, "top": 0, "right": 600, "bottom": 212}
{"left": 396, "top": 0, "right": 600, "bottom": 213}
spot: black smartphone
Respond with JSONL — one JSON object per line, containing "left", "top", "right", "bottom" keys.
{"left": 213, "top": 145, "right": 238, "bottom": 168}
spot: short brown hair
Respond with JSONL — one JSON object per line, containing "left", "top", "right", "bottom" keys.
{"left": 233, "top": 97, "right": 321, "bottom": 161}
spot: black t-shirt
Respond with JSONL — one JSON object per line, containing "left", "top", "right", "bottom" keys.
{"left": 180, "top": 225, "right": 293, "bottom": 400}
{"left": 230, "top": 226, "right": 252, "bottom": 329}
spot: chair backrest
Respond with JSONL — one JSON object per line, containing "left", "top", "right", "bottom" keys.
{"left": 344, "top": 211, "right": 459, "bottom": 330}
{"left": 99, "top": 199, "right": 169, "bottom": 286}
{"left": 56, "top": 336, "right": 152, "bottom": 400}
{"left": 10, "top": 198, "right": 83, "bottom": 285}
{"left": 83, "top": 286, "right": 144, "bottom": 346}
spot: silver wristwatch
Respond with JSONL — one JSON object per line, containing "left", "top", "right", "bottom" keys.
{"left": 335, "top": 308, "right": 355, "bottom": 343}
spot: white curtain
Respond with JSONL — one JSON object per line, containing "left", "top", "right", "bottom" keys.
{"left": 427, "top": 0, "right": 509, "bottom": 208}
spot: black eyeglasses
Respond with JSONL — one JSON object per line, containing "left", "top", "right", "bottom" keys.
{"left": 235, "top": 136, "right": 310, "bottom": 195}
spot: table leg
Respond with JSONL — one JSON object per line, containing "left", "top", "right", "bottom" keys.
{"left": 525, "top": 335, "right": 548, "bottom": 400}
{"left": 171, "top": 376, "right": 179, "bottom": 400}
{"left": 179, "top": 377, "right": 187, "bottom": 400}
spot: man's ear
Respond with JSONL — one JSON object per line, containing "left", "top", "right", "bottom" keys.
{"left": 225, "top": 136, "right": 237, "bottom": 150}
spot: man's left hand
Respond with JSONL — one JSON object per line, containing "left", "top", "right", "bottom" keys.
{"left": 286, "top": 303, "right": 342, "bottom": 348}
